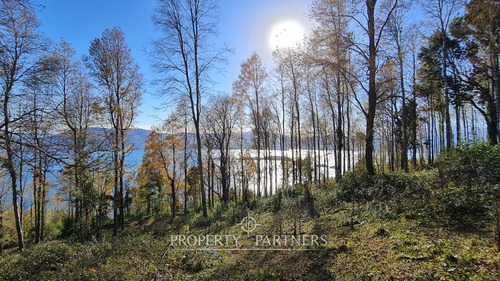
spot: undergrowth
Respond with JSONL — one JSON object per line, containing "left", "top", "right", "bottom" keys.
{"left": 1, "top": 143, "right": 499, "bottom": 280}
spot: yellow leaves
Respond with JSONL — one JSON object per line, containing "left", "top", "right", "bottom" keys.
{"left": 440, "top": 272, "right": 453, "bottom": 281}
{"left": 138, "top": 123, "right": 185, "bottom": 190}
{"left": 233, "top": 53, "right": 267, "bottom": 109}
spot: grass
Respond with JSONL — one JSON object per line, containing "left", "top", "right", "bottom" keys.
{"left": 1, "top": 199, "right": 499, "bottom": 280}
{"left": 2, "top": 160, "right": 500, "bottom": 280}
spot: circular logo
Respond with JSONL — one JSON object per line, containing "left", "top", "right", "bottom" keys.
{"left": 239, "top": 215, "right": 261, "bottom": 235}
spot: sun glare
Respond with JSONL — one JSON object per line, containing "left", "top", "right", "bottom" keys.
{"left": 269, "top": 20, "right": 305, "bottom": 50}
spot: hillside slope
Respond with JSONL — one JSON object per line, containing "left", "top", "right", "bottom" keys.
{"left": 1, "top": 191, "right": 498, "bottom": 280}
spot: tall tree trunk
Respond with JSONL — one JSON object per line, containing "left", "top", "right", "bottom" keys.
{"left": 5, "top": 136, "right": 24, "bottom": 250}
{"left": 411, "top": 51, "right": 418, "bottom": 167}
{"left": 41, "top": 164, "right": 48, "bottom": 241}
{"left": 3, "top": 90, "right": 24, "bottom": 250}
{"left": 280, "top": 73, "right": 287, "bottom": 188}
{"left": 491, "top": 52, "right": 500, "bottom": 143}
{"left": 441, "top": 26, "right": 453, "bottom": 149}
{"left": 34, "top": 152, "right": 40, "bottom": 243}
{"left": 273, "top": 138, "right": 278, "bottom": 192}
{"left": 456, "top": 104, "right": 461, "bottom": 146}
{"left": 207, "top": 151, "right": 212, "bottom": 207}
{"left": 240, "top": 127, "right": 246, "bottom": 202}
{"left": 183, "top": 124, "right": 188, "bottom": 214}
{"left": 193, "top": 7, "right": 207, "bottom": 216}
{"left": 291, "top": 66, "right": 303, "bottom": 185}
{"left": 113, "top": 138, "right": 119, "bottom": 235}
{"left": 0, "top": 203, "right": 3, "bottom": 254}
{"left": 398, "top": 39, "right": 408, "bottom": 172}
{"left": 255, "top": 88, "right": 262, "bottom": 198}
{"left": 290, "top": 108, "right": 296, "bottom": 185}
{"left": 336, "top": 86, "right": 343, "bottom": 180}
{"left": 347, "top": 96, "right": 352, "bottom": 171}
{"left": 120, "top": 133, "right": 126, "bottom": 231}
{"left": 172, "top": 143, "right": 177, "bottom": 217}
{"left": 365, "top": 0, "right": 377, "bottom": 175}
{"left": 19, "top": 146, "right": 24, "bottom": 229}
{"left": 486, "top": 91, "right": 498, "bottom": 145}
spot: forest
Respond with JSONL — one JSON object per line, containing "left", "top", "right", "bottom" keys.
{"left": 0, "top": 0, "right": 500, "bottom": 280}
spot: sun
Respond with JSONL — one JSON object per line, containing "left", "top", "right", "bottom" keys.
{"left": 269, "top": 20, "right": 305, "bottom": 50}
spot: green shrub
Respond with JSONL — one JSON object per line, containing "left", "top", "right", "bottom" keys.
{"left": 271, "top": 190, "right": 283, "bottom": 212}
{"left": 211, "top": 202, "right": 227, "bottom": 221}
{"left": 42, "top": 215, "right": 65, "bottom": 241}
{"left": 336, "top": 172, "right": 416, "bottom": 203}
{"left": 189, "top": 212, "right": 212, "bottom": 228}
{"left": 436, "top": 142, "right": 500, "bottom": 229}
{"left": 223, "top": 202, "right": 248, "bottom": 225}
{"left": 257, "top": 185, "right": 313, "bottom": 214}
{"left": 369, "top": 173, "right": 414, "bottom": 202}
{"left": 336, "top": 172, "right": 371, "bottom": 203}
{"left": 313, "top": 188, "right": 338, "bottom": 215}
{"left": 443, "top": 188, "right": 492, "bottom": 229}
{"left": 0, "top": 241, "right": 77, "bottom": 281}
{"left": 437, "top": 142, "right": 500, "bottom": 189}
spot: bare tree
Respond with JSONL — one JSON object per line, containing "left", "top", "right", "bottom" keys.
{"left": 0, "top": 172, "right": 8, "bottom": 254}
{"left": 271, "top": 63, "right": 289, "bottom": 189}
{"left": 151, "top": 0, "right": 228, "bottom": 217}
{"left": 174, "top": 99, "right": 191, "bottom": 214}
{"left": 310, "top": 0, "right": 354, "bottom": 179}
{"left": 203, "top": 94, "right": 238, "bottom": 203}
{"left": 51, "top": 39, "right": 101, "bottom": 239}
{"left": 273, "top": 47, "right": 305, "bottom": 185}
{"left": 388, "top": 2, "right": 412, "bottom": 171}
{"left": 233, "top": 53, "right": 267, "bottom": 197}
{"left": 0, "top": 0, "right": 43, "bottom": 250}
{"left": 23, "top": 61, "right": 58, "bottom": 243}
{"left": 86, "top": 26, "right": 143, "bottom": 234}
{"left": 340, "top": 0, "right": 399, "bottom": 174}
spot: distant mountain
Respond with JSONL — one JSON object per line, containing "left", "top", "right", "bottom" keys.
{"left": 123, "top": 128, "right": 324, "bottom": 152}
{"left": 122, "top": 128, "right": 255, "bottom": 170}
{"left": 124, "top": 128, "right": 258, "bottom": 151}
{"left": 127, "top": 128, "right": 151, "bottom": 150}
{"left": 85, "top": 127, "right": 151, "bottom": 150}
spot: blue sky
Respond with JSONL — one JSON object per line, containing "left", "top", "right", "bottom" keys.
{"left": 39, "top": 0, "right": 312, "bottom": 129}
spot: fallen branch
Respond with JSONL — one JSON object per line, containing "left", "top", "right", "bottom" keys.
{"left": 397, "top": 256, "right": 432, "bottom": 262}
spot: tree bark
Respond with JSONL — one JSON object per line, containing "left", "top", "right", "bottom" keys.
{"left": 365, "top": 0, "right": 377, "bottom": 175}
